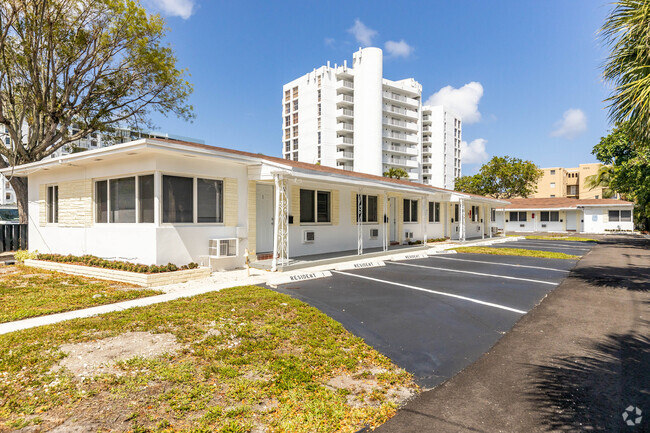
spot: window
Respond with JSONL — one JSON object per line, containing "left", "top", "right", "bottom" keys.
{"left": 109, "top": 177, "right": 136, "bottom": 223}
{"left": 403, "top": 199, "right": 418, "bottom": 223}
{"left": 454, "top": 204, "right": 459, "bottom": 221}
{"left": 285, "top": 116, "right": 290, "bottom": 127}
{"left": 550, "top": 195, "right": 555, "bottom": 198}
{"left": 285, "top": 103, "right": 290, "bottom": 114}
{"left": 284, "top": 129, "right": 290, "bottom": 140}
{"left": 491, "top": 208, "right": 496, "bottom": 222}
{"left": 609, "top": 209, "right": 632, "bottom": 222}
{"left": 292, "top": 86, "right": 298, "bottom": 98}
{"left": 471, "top": 205, "right": 479, "bottom": 222}
{"left": 317, "top": 145, "right": 321, "bottom": 159}
{"left": 293, "top": 112, "right": 298, "bottom": 124}
{"left": 284, "top": 89, "right": 290, "bottom": 101}
{"left": 509, "top": 211, "right": 527, "bottom": 222}
{"left": 95, "top": 180, "right": 108, "bottom": 223}
{"left": 5, "top": 193, "right": 10, "bottom": 200}
{"left": 300, "top": 189, "right": 330, "bottom": 223}
{"left": 550, "top": 170, "right": 556, "bottom": 175}
{"left": 356, "top": 194, "right": 378, "bottom": 223}
{"left": 318, "top": 89, "right": 321, "bottom": 102}
{"left": 162, "top": 175, "right": 193, "bottom": 223}
{"left": 197, "top": 178, "right": 223, "bottom": 223}
{"left": 139, "top": 175, "right": 154, "bottom": 223}
{"left": 318, "top": 132, "right": 321, "bottom": 144}
{"left": 293, "top": 100, "right": 298, "bottom": 111}
{"left": 540, "top": 211, "right": 559, "bottom": 222}
{"left": 293, "top": 139, "right": 298, "bottom": 150}
{"left": 293, "top": 126, "right": 298, "bottom": 137}
{"left": 318, "top": 104, "right": 321, "bottom": 116}
{"left": 550, "top": 182, "right": 556, "bottom": 188}
{"left": 595, "top": 195, "right": 599, "bottom": 199}
{"left": 47, "top": 185, "right": 58, "bottom": 223}
{"left": 284, "top": 141, "right": 290, "bottom": 152}
{"left": 428, "top": 201, "right": 440, "bottom": 223}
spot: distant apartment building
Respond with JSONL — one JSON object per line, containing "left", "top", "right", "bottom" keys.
{"left": 282, "top": 47, "right": 461, "bottom": 189}
{"left": 0, "top": 126, "right": 204, "bottom": 205}
{"left": 532, "top": 163, "right": 615, "bottom": 200}
{"left": 421, "top": 105, "right": 461, "bottom": 189}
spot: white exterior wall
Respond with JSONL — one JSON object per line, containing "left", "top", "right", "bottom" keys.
{"left": 28, "top": 153, "right": 249, "bottom": 268}
{"left": 582, "top": 206, "right": 634, "bottom": 233}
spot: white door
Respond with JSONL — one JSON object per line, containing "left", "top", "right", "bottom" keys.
{"left": 256, "top": 184, "right": 274, "bottom": 253}
{"left": 389, "top": 197, "right": 397, "bottom": 243}
{"left": 566, "top": 211, "right": 577, "bottom": 231}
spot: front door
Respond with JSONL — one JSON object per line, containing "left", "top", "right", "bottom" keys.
{"left": 389, "top": 197, "right": 397, "bottom": 243}
{"left": 566, "top": 211, "right": 577, "bottom": 231}
{"left": 256, "top": 184, "right": 274, "bottom": 253}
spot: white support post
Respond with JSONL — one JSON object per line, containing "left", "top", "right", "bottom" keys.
{"left": 383, "top": 193, "right": 388, "bottom": 252}
{"left": 459, "top": 199, "right": 466, "bottom": 242}
{"left": 357, "top": 190, "right": 363, "bottom": 255}
{"left": 481, "top": 205, "right": 485, "bottom": 239}
{"left": 489, "top": 207, "right": 493, "bottom": 238}
{"left": 271, "top": 174, "right": 289, "bottom": 271}
{"left": 422, "top": 196, "right": 427, "bottom": 245}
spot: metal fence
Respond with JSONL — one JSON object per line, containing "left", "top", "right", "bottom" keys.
{"left": 0, "top": 224, "right": 27, "bottom": 252}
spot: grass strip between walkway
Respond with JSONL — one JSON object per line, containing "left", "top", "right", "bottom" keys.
{"left": 0, "top": 266, "right": 161, "bottom": 323}
{"left": 0, "top": 285, "right": 416, "bottom": 432}
{"left": 524, "top": 236, "right": 598, "bottom": 242}
{"left": 449, "top": 247, "right": 580, "bottom": 260}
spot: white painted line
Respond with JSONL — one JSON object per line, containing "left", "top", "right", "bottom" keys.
{"left": 336, "top": 260, "right": 385, "bottom": 271}
{"left": 426, "top": 255, "right": 570, "bottom": 272}
{"left": 332, "top": 271, "right": 526, "bottom": 315}
{"left": 391, "top": 253, "right": 429, "bottom": 261}
{"left": 268, "top": 271, "right": 332, "bottom": 287}
{"left": 388, "top": 261, "right": 558, "bottom": 286}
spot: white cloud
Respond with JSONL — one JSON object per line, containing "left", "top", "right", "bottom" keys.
{"left": 145, "top": 0, "right": 195, "bottom": 19}
{"left": 426, "top": 82, "right": 484, "bottom": 124}
{"left": 384, "top": 40, "right": 414, "bottom": 58}
{"left": 324, "top": 37, "right": 335, "bottom": 47}
{"left": 460, "top": 138, "right": 489, "bottom": 165}
{"left": 550, "top": 108, "right": 587, "bottom": 139}
{"left": 348, "top": 19, "right": 377, "bottom": 46}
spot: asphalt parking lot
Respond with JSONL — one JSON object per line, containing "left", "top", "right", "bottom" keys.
{"left": 270, "top": 240, "right": 595, "bottom": 388}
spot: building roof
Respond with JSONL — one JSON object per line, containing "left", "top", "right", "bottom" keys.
{"left": 2, "top": 137, "right": 507, "bottom": 204}
{"left": 498, "top": 197, "right": 633, "bottom": 210}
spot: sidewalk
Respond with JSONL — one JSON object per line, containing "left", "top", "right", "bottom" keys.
{"left": 0, "top": 237, "right": 516, "bottom": 335}
{"left": 375, "top": 234, "right": 650, "bottom": 432}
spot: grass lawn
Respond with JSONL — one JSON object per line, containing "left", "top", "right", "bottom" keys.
{"left": 0, "top": 285, "right": 416, "bottom": 432}
{"left": 449, "top": 247, "right": 580, "bottom": 260}
{"left": 524, "top": 235, "right": 598, "bottom": 242}
{"left": 0, "top": 266, "right": 161, "bottom": 323}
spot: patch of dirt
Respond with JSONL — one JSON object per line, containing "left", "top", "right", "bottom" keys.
{"left": 55, "top": 331, "right": 180, "bottom": 378}
{"left": 326, "top": 367, "right": 415, "bottom": 408}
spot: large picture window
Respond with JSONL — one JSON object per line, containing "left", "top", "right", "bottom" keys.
{"left": 356, "top": 194, "right": 378, "bottom": 223}
{"left": 162, "top": 175, "right": 193, "bottom": 223}
{"left": 47, "top": 185, "right": 58, "bottom": 223}
{"left": 428, "top": 201, "right": 440, "bottom": 223}
{"left": 540, "top": 211, "right": 559, "bottom": 222}
{"left": 95, "top": 175, "right": 153, "bottom": 223}
{"left": 403, "top": 199, "right": 418, "bottom": 223}
{"left": 300, "top": 189, "right": 331, "bottom": 223}
{"left": 509, "top": 211, "right": 527, "bottom": 222}
{"left": 197, "top": 178, "right": 223, "bottom": 223}
{"left": 609, "top": 209, "right": 632, "bottom": 222}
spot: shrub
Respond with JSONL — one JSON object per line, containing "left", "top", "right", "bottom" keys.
{"left": 427, "top": 238, "right": 447, "bottom": 243}
{"left": 33, "top": 253, "right": 199, "bottom": 274}
{"left": 14, "top": 249, "right": 38, "bottom": 262}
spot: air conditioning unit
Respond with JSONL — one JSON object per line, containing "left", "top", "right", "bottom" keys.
{"left": 369, "top": 228, "right": 379, "bottom": 239}
{"left": 405, "top": 231, "right": 414, "bottom": 239}
{"left": 302, "top": 230, "right": 315, "bottom": 243}
{"left": 208, "top": 238, "right": 238, "bottom": 258}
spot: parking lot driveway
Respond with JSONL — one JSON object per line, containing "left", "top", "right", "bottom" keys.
{"left": 490, "top": 239, "right": 595, "bottom": 256}
{"left": 270, "top": 252, "right": 578, "bottom": 388}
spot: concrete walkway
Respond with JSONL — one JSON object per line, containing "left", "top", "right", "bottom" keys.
{"left": 0, "top": 236, "right": 518, "bottom": 335}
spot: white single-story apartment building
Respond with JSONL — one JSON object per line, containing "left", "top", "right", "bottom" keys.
{"left": 495, "top": 197, "right": 635, "bottom": 234}
{"left": 4, "top": 138, "right": 506, "bottom": 271}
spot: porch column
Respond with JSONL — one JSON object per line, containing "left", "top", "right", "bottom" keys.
{"left": 422, "top": 196, "right": 427, "bottom": 245}
{"left": 357, "top": 190, "right": 363, "bottom": 255}
{"left": 383, "top": 193, "right": 388, "bottom": 252}
{"left": 271, "top": 174, "right": 289, "bottom": 271}
{"left": 459, "top": 199, "right": 466, "bottom": 241}
{"left": 489, "top": 207, "right": 493, "bottom": 238}
{"left": 481, "top": 205, "right": 485, "bottom": 239}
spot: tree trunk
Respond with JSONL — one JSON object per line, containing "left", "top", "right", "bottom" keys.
{"left": 9, "top": 177, "right": 28, "bottom": 224}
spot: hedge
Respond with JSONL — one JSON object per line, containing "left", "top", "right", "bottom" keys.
{"left": 35, "top": 253, "right": 199, "bottom": 274}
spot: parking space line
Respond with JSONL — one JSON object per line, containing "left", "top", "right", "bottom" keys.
{"left": 332, "top": 271, "right": 526, "bottom": 314}
{"left": 388, "top": 262, "right": 558, "bottom": 286}
{"left": 427, "top": 255, "right": 570, "bottom": 272}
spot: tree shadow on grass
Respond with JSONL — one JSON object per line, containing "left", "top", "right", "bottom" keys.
{"left": 526, "top": 332, "right": 650, "bottom": 432}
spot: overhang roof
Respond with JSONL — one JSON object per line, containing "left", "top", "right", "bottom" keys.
{"left": 0, "top": 138, "right": 508, "bottom": 204}
{"left": 497, "top": 197, "right": 633, "bottom": 210}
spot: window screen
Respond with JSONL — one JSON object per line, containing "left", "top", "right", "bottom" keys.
{"left": 109, "top": 177, "right": 136, "bottom": 223}
{"left": 300, "top": 189, "right": 315, "bottom": 223}
{"left": 95, "top": 180, "right": 108, "bottom": 223}
{"left": 138, "top": 175, "right": 154, "bottom": 223}
{"left": 317, "top": 191, "right": 330, "bottom": 223}
{"left": 163, "top": 175, "right": 193, "bottom": 223}
{"left": 197, "top": 178, "right": 223, "bottom": 223}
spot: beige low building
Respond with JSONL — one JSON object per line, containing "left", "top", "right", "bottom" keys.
{"left": 531, "top": 163, "right": 615, "bottom": 200}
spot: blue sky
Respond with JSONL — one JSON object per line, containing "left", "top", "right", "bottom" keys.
{"left": 144, "top": 0, "right": 614, "bottom": 174}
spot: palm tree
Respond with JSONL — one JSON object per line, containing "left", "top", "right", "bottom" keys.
{"left": 584, "top": 165, "right": 616, "bottom": 198}
{"left": 383, "top": 167, "right": 409, "bottom": 180}
{"left": 602, "top": 0, "right": 650, "bottom": 145}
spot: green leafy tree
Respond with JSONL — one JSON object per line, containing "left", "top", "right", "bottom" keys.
{"left": 383, "top": 167, "right": 409, "bottom": 180}
{"left": 592, "top": 123, "right": 650, "bottom": 230}
{"left": 454, "top": 156, "right": 543, "bottom": 199}
{"left": 584, "top": 165, "right": 616, "bottom": 198}
{"left": 0, "top": 0, "right": 194, "bottom": 222}
{"left": 601, "top": 0, "right": 650, "bottom": 146}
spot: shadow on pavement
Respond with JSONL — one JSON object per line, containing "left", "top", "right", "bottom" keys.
{"left": 526, "top": 332, "right": 650, "bottom": 432}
